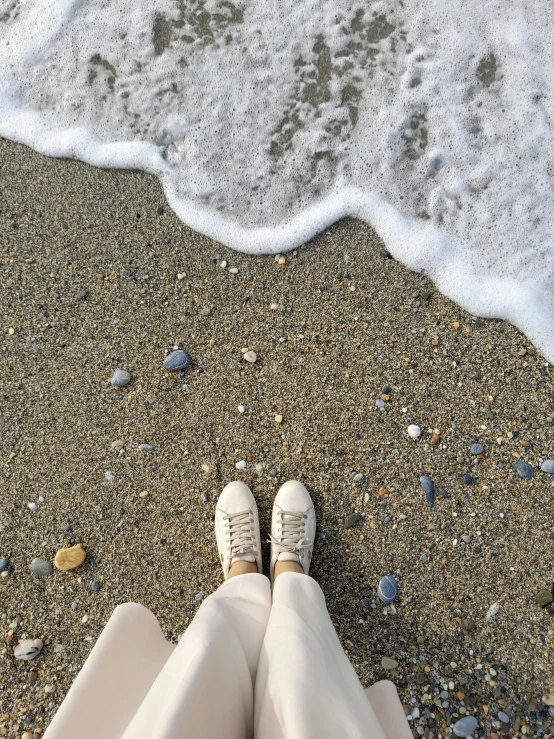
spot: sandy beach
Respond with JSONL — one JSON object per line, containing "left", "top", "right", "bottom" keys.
{"left": 1, "top": 138, "right": 554, "bottom": 738}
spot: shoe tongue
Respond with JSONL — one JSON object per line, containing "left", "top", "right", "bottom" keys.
{"left": 231, "top": 553, "right": 256, "bottom": 565}
{"left": 277, "top": 552, "right": 300, "bottom": 563}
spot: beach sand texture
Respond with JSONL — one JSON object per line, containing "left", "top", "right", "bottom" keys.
{"left": 1, "top": 139, "right": 554, "bottom": 737}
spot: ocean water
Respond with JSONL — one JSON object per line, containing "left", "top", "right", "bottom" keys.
{"left": 1, "top": 0, "right": 553, "bottom": 359}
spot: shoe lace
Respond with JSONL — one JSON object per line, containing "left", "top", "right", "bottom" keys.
{"left": 268, "top": 510, "right": 311, "bottom": 555}
{"left": 225, "top": 510, "right": 257, "bottom": 559}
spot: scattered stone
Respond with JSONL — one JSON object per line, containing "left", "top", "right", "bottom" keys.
{"left": 31, "top": 558, "right": 53, "bottom": 577}
{"left": 243, "top": 350, "right": 257, "bottom": 363}
{"left": 90, "top": 581, "right": 100, "bottom": 592}
{"left": 345, "top": 513, "right": 362, "bottom": 529}
{"left": 0, "top": 558, "right": 8, "bottom": 572}
{"left": 438, "top": 487, "right": 449, "bottom": 498}
{"left": 543, "top": 694, "right": 554, "bottom": 706}
{"left": 453, "top": 716, "right": 478, "bottom": 737}
{"left": 381, "top": 385, "right": 391, "bottom": 394}
{"left": 139, "top": 490, "right": 149, "bottom": 498}
{"left": 229, "top": 267, "right": 238, "bottom": 275}
{"left": 378, "top": 248, "right": 392, "bottom": 259}
{"left": 14, "top": 638, "right": 43, "bottom": 661}
{"left": 110, "top": 369, "right": 131, "bottom": 387}
{"left": 461, "top": 618, "right": 475, "bottom": 632}
{"left": 238, "top": 405, "right": 245, "bottom": 414}
{"left": 381, "top": 656, "right": 398, "bottom": 670}
{"left": 111, "top": 440, "right": 124, "bottom": 451}
{"left": 275, "top": 414, "right": 283, "bottom": 424}
{"left": 200, "top": 492, "right": 208, "bottom": 503}
{"left": 514, "top": 460, "right": 534, "bottom": 480}
{"left": 462, "top": 474, "right": 473, "bottom": 485}
{"left": 269, "top": 468, "right": 278, "bottom": 477}
{"left": 163, "top": 350, "right": 192, "bottom": 371}
{"left": 471, "top": 370, "right": 482, "bottom": 381}
{"left": 430, "top": 432, "right": 440, "bottom": 446}
{"left": 536, "top": 588, "right": 553, "bottom": 607}
{"left": 353, "top": 473, "right": 363, "bottom": 482}
{"left": 376, "top": 399, "right": 385, "bottom": 410}
{"left": 462, "top": 534, "right": 472, "bottom": 544}
{"left": 105, "top": 471, "right": 115, "bottom": 482}
{"left": 420, "top": 475, "right": 435, "bottom": 506}
{"left": 235, "top": 460, "right": 247, "bottom": 470}
{"left": 54, "top": 543, "right": 86, "bottom": 571}
{"left": 470, "top": 444, "right": 483, "bottom": 455}
{"left": 540, "top": 460, "right": 554, "bottom": 473}
{"left": 498, "top": 711, "right": 510, "bottom": 724}
{"left": 407, "top": 424, "right": 421, "bottom": 440}
{"left": 138, "top": 444, "right": 153, "bottom": 452}
{"left": 378, "top": 575, "right": 398, "bottom": 604}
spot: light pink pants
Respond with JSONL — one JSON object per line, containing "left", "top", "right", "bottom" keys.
{"left": 43, "top": 573, "right": 411, "bottom": 738}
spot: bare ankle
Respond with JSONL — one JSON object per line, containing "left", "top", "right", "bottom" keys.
{"left": 228, "top": 560, "right": 258, "bottom": 579}
{"left": 274, "top": 560, "right": 303, "bottom": 579}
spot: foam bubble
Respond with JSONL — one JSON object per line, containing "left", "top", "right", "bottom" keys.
{"left": 1, "top": 0, "right": 553, "bottom": 358}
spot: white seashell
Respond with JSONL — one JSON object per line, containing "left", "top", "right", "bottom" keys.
{"left": 14, "top": 638, "right": 43, "bottom": 661}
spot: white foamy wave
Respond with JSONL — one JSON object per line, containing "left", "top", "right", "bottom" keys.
{"left": 1, "top": 0, "right": 553, "bottom": 358}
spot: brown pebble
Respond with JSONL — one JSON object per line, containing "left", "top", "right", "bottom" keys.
{"left": 378, "top": 486, "right": 389, "bottom": 496}
{"left": 246, "top": 455, "right": 253, "bottom": 463}
{"left": 54, "top": 544, "right": 86, "bottom": 571}
{"left": 430, "top": 433, "right": 440, "bottom": 446}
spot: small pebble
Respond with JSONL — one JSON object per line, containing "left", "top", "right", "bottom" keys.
{"left": 238, "top": 405, "right": 245, "bottom": 414}
{"left": 381, "top": 656, "right": 398, "bottom": 670}
{"left": 54, "top": 543, "right": 86, "bottom": 571}
{"left": 462, "top": 534, "right": 472, "bottom": 544}
{"left": 229, "top": 267, "right": 238, "bottom": 274}
{"left": 105, "top": 471, "right": 115, "bottom": 482}
{"left": 382, "top": 385, "right": 391, "bottom": 394}
{"left": 200, "top": 492, "right": 208, "bottom": 503}
{"left": 111, "top": 440, "right": 124, "bottom": 451}
{"left": 0, "top": 558, "right": 8, "bottom": 572}
{"left": 163, "top": 350, "right": 191, "bottom": 371}
{"left": 353, "top": 473, "right": 363, "bottom": 482}
{"left": 407, "top": 424, "right": 421, "bottom": 440}
{"left": 138, "top": 444, "right": 153, "bottom": 452}
{"left": 470, "top": 443, "right": 483, "bottom": 455}
{"left": 462, "top": 474, "right": 473, "bottom": 485}
{"left": 235, "top": 460, "right": 247, "bottom": 470}
{"left": 419, "top": 475, "right": 435, "bottom": 507}
{"left": 220, "top": 260, "right": 227, "bottom": 268}
{"left": 536, "top": 588, "right": 553, "bottom": 607}
{"left": 378, "top": 575, "right": 398, "bottom": 604}
{"left": 110, "top": 369, "right": 131, "bottom": 387}
{"left": 275, "top": 414, "right": 283, "bottom": 424}
{"left": 514, "top": 460, "right": 534, "bottom": 480}
{"left": 31, "top": 558, "right": 53, "bottom": 577}
{"left": 90, "top": 581, "right": 100, "bottom": 592}
{"left": 540, "top": 460, "right": 554, "bottom": 474}
{"left": 345, "top": 513, "right": 362, "bottom": 529}
{"left": 269, "top": 468, "right": 278, "bottom": 477}
{"left": 486, "top": 602, "right": 500, "bottom": 620}
{"left": 453, "top": 716, "right": 478, "bottom": 737}
{"left": 498, "top": 711, "right": 510, "bottom": 724}
{"left": 194, "top": 593, "right": 203, "bottom": 601}
{"left": 376, "top": 399, "right": 385, "bottom": 410}
{"left": 14, "top": 638, "right": 43, "bottom": 661}
{"left": 243, "top": 350, "right": 257, "bottom": 363}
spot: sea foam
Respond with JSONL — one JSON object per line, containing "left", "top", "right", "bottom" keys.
{"left": 1, "top": 0, "right": 553, "bottom": 358}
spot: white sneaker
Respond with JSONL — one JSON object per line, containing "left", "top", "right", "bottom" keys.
{"left": 269, "top": 480, "right": 316, "bottom": 582}
{"left": 215, "top": 482, "right": 262, "bottom": 580}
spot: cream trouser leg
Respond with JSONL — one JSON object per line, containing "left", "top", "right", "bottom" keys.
{"left": 44, "top": 572, "right": 409, "bottom": 739}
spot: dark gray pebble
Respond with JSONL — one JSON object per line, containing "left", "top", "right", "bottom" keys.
{"left": 110, "top": 369, "right": 131, "bottom": 387}
{"left": 381, "top": 385, "right": 391, "bottom": 395}
{"left": 378, "top": 248, "right": 392, "bottom": 259}
{"left": 163, "top": 350, "right": 191, "bottom": 371}
{"left": 540, "top": 460, "right": 554, "bottom": 474}
{"left": 201, "top": 492, "right": 208, "bottom": 503}
{"left": 269, "top": 469, "right": 277, "bottom": 477}
{"left": 31, "top": 558, "right": 52, "bottom": 577}
{"left": 377, "top": 575, "right": 398, "bottom": 603}
{"left": 71, "top": 602, "right": 78, "bottom": 610}
{"left": 470, "top": 443, "right": 483, "bottom": 455}
{"left": 462, "top": 474, "right": 473, "bottom": 485}
{"left": 438, "top": 487, "right": 449, "bottom": 498}
{"left": 514, "top": 460, "right": 534, "bottom": 480}
{"left": 90, "top": 582, "right": 100, "bottom": 593}
{"left": 471, "top": 370, "right": 482, "bottom": 381}
{"left": 420, "top": 475, "right": 435, "bottom": 506}
{"left": 345, "top": 513, "right": 363, "bottom": 529}
{"left": 0, "top": 558, "right": 8, "bottom": 572}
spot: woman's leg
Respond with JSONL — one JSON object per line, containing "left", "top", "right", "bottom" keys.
{"left": 254, "top": 481, "right": 410, "bottom": 739}
{"left": 45, "top": 481, "right": 270, "bottom": 739}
